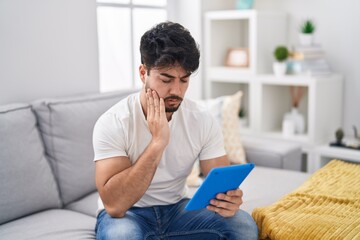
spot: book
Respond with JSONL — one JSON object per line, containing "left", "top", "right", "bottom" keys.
{"left": 292, "top": 44, "right": 323, "bottom": 52}
{"left": 288, "top": 44, "right": 332, "bottom": 76}
{"left": 287, "top": 58, "right": 332, "bottom": 76}
{"left": 290, "top": 50, "right": 325, "bottom": 60}
{"left": 290, "top": 44, "right": 326, "bottom": 60}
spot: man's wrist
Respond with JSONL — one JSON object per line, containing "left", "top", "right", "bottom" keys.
{"left": 149, "top": 139, "right": 167, "bottom": 153}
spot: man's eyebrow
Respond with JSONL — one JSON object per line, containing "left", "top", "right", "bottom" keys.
{"left": 160, "top": 73, "right": 191, "bottom": 79}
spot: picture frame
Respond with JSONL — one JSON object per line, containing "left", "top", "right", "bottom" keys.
{"left": 225, "top": 48, "right": 249, "bottom": 67}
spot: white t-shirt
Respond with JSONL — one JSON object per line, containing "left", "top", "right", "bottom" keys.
{"left": 93, "top": 92, "right": 226, "bottom": 210}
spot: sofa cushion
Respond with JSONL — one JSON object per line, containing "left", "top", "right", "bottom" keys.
{"left": 197, "top": 92, "right": 246, "bottom": 164}
{"left": 0, "top": 104, "right": 61, "bottom": 225}
{"left": 32, "top": 90, "right": 138, "bottom": 205}
{"left": 186, "top": 166, "right": 309, "bottom": 214}
{"left": 0, "top": 209, "right": 96, "bottom": 240}
{"left": 65, "top": 191, "right": 99, "bottom": 217}
{"left": 221, "top": 91, "right": 246, "bottom": 164}
{"left": 240, "top": 166, "right": 309, "bottom": 213}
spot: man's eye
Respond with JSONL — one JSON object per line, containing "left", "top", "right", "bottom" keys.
{"left": 181, "top": 79, "right": 189, "bottom": 83}
{"left": 162, "top": 79, "right": 171, "bottom": 83}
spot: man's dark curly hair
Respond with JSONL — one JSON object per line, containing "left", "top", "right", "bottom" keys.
{"left": 140, "top": 21, "right": 200, "bottom": 75}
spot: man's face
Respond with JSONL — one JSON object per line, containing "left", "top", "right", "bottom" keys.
{"left": 140, "top": 65, "right": 190, "bottom": 113}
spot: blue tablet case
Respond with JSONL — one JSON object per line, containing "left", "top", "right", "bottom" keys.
{"left": 185, "top": 163, "right": 255, "bottom": 211}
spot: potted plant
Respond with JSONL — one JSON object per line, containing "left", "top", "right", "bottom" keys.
{"left": 273, "top": 45, "right": 288, "bottom": 77}
{"left": 299, "top": 19, "right": 316, "bottom": 46}
{"left": 238, "top": 107, "right": 248, "bottom": 127}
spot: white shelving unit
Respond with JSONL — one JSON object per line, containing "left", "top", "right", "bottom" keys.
{"left": 205, "top": 9, "right": 288, "bottom": 135}
{"left": 309, "top": 145, "right": 360, "bottom": 173}
{"left": 248, "top": 74, "right": 343, "bottom": 149}
{"left": 205, "top": 10, "right": 287, "bottom": 75}
{"left": 204, "top": 10, "right": 344, "bottom": 151}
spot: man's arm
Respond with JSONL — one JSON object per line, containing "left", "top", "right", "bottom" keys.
{"left": 200, "top": 155, "right": 230, "bottom": 176}
{"left": 200, "top": 156, "right": 244, "bottom": 217}
{"left": 95, "top": 90, "right": 169, "bottom": 218}
{"left": 95, "top": 141, "right": 164, "bottom": 218}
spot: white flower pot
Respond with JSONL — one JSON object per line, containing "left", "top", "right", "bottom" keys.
{"left": 273, "top": 62, "right": 287, "bottom": 77}
{"left": 239, "top": 118, "right": 248, "bottom": 128}
{"left": 282, "top": 118, "right": 295, "bottom": 137}
{"left": 282, "top": 108, "right": 305, "bottom": 135}
{"left": 299, "top": 33, "right": 314, "bottom": 46}
{"left": 292, "top": 108, "right": 305, "bottom": 134}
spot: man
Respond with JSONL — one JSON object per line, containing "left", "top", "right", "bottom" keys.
{"left": 93, "top": 21, "right": 258, "bottom": 239}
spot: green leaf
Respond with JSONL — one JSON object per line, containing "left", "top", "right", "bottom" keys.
{"left": 300, "top": 19, "right": 316, "bottom": 34}
{"left": 274, "top": 46, "right": 288, "bottom": 62}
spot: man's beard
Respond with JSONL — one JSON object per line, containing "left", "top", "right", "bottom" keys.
{"left": 144, "top": 83, "right": 183, "bottom": 113}
{"left": 164, "top": 96, "right": 183, "bottom": 112}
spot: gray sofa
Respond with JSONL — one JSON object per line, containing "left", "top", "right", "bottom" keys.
{"left": 0, "top": 89, "right": 310, "bottom": 239}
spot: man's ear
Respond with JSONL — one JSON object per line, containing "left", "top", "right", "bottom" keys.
{"left": 139, "top": 64, "right": 146, "bottom": 84}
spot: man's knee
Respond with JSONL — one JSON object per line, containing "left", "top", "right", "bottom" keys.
{"left": 222, "top": 210, "right": 258, "bottom": 240}
{"left": 190, "top": 208, "right": 258, "bottom": 239}
{"left": 98, "top": 222, "right": 144, "bottom": 240}
{"left": 96, "top": 213, "right": 144, "bottom": 240}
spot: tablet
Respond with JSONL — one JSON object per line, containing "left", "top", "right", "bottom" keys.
{"left": 185, "top": 163, "right": 255, "bottom": 211}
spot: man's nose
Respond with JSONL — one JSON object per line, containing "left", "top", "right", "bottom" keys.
{"left": 169, "top": 80, "right": 181, "bottom": 96}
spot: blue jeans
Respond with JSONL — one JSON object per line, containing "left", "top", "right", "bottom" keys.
{"left": 95, "top": 198, "right": 258, "bottom": 240}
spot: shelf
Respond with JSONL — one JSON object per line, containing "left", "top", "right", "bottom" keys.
{"left": 240, "top": 130, "right": 313, "bottom": 149}
{"left": 208, "top": 67, "right": 253, "bottom": 82}
{"left": 308, "top": 145, "right": 360, "bottom": 173}
{"left": 256, "top": 74, "right": 314, "bottom": 86}
{"left": 315, "top": 145, "right": 360, "bottom": 161}
{"left": 207, "top": 73, "right": 343, "bottom": 85}
{"left": 204, "top": 9, "right": 287, "bottom": 78}
{"left": 256, "top": 74, "right": 342, "bottom": 86}
{"left": 204, "top": 9, "right": 343, "bottom": 153}
{"left": 207, "top": 73, "right": 343, "bottom": 147}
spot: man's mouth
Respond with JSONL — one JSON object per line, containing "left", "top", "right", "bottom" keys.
{"left": 164, "top": 96, "right": 183, "bottom": 104}
{"left": 167, "top": 99, "right": 180, "bottom": 104}
{"left": 163, "top": 96, "right": 183, "bottom": 113}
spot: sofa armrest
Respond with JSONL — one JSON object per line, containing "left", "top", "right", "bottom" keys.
{"left": 241, "top": 136, "right": 302, "bottom": 171}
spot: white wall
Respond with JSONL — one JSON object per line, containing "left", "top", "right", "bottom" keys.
{"left": 0, "top": 0, "right": 99, "bottom": 104}
{"left": 1, "top": 0, "right": 357, "bottom": 135}
{"left": 170, "top": 0, "right": 359, "bottom": 135}
{"left": 167, "top": 0, "right": 202, "bottom": 100}
{"left": 254, "top": 0, "right": 360, "bottom": 135}
{"left": 167, "top": 0, "right": 235, "bottom": 100}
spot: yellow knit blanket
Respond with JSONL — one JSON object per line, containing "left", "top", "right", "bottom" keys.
{"left": 252, "top": 160, "right": 360, "bottom": 240}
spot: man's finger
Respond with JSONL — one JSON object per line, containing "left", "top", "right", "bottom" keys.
{"left": 159, "top": 98, "right": 165, "bottom": 118}
{"left": 147, "top": 89, "right": 155, "bottom": 119}
{"left": 152, "top": 90, "right": 160, "bottom": 113}
{"left": 210, "top": 199, "right": 239, "bottom": 211}
{"left": 206, "top": 205, "right": 237, "bottom": 218}
{"left": 225, "top": 189, "right": 243, "bottom": 197}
